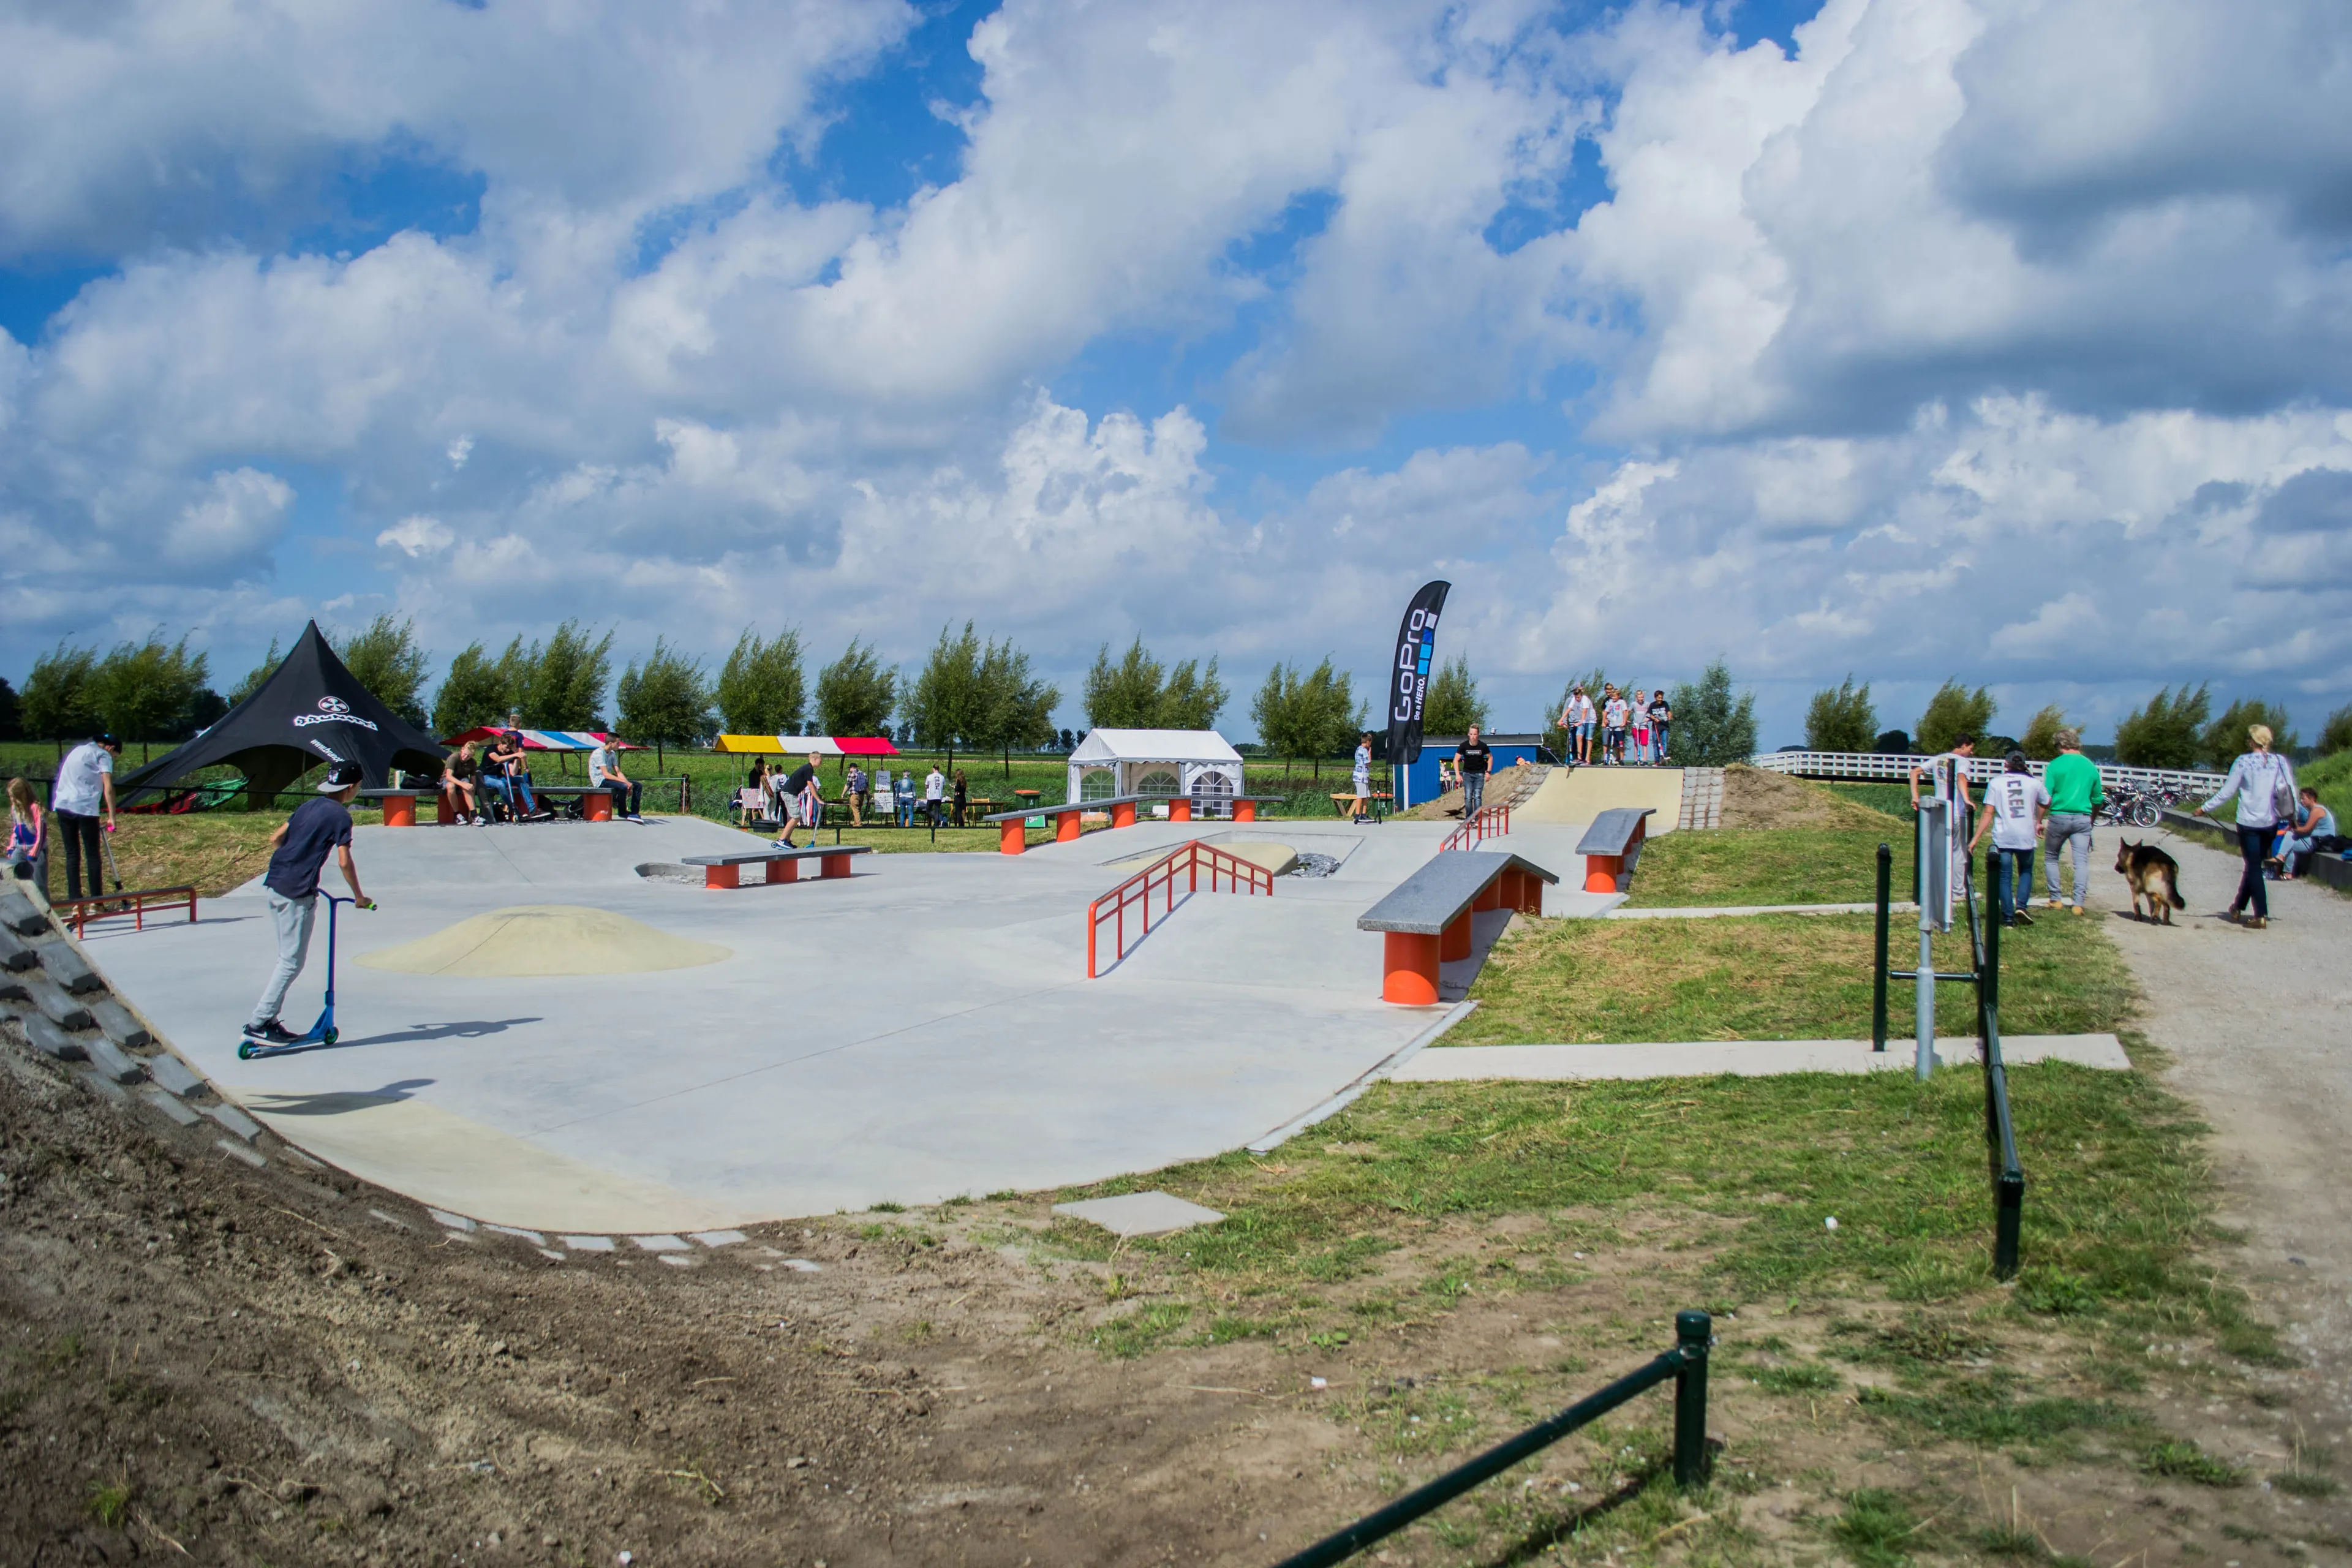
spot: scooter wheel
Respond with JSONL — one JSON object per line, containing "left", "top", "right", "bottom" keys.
{"left": 322, "top": 1028, "right": 339, "bottom": 1047}
{"left": 236, "top": 1041, "right": 254, "bottom": 1060}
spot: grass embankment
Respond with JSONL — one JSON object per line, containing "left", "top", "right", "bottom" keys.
{"left": 1451, "top": 910, "right": 2132, "bottom": 1046}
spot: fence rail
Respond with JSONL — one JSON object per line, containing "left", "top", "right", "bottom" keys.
{"left": 1438, "top": 801, "right": 1511, "bottom": 853}
{"left": 1270, "top": 1311, "right": 1713, "bottom": 1568}
{"left": 53, "top": 884, "right": 198, "bottom": 938}
{"left": 1751, "top": 749, "right": 2222, "bottom": 794}
{"left": 1086, "top": 839, "right": 1274, "bottom": 978}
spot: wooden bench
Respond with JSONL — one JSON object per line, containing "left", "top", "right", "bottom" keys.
{"left": 1575, "top": 807, "right": 1655, "bottom": 892}
{"left": 679, "top": 844, "right": 873, "bottom": 889}
{"left": 1357, "top": 851, "right": 1558, "bottom": 1005}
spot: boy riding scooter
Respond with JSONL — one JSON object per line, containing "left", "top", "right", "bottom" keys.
{"left": 243, "top": 762, "right": 374, "bottom": 1047}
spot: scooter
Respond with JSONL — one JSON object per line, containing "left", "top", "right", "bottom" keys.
{"left": 237, "top": 892, "right": 375, "bottom": 1059}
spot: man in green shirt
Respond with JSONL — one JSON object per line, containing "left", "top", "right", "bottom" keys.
{"left": 2040, "top": 729, "right": 2104, "bottom": 913}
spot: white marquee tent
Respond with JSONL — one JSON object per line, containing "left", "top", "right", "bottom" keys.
{"left": 1066, "top": 728, "right": 1245, "bottom": 810}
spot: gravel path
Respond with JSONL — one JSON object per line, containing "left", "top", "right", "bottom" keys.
{"left": 2099, "top": 827, "right": 2352, "bottom": 1442}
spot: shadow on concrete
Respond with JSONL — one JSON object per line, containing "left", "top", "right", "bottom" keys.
{"left": 246, "top": 1078, "right": 435, "bottom": 1116}
{"left": 336, "top": 1017, "right": 542, "bottom": 1048}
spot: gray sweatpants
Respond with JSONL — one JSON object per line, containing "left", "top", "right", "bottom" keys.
{"left": 248, "top": 889, "right": 317, "bottom": 1030}
{"left": 2043, "top": 812, "right": 2093, "bottom": 905}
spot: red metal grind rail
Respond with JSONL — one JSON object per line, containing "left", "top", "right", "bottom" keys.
{"left": 1438, "top": 801, "right": 1510, "bottom": 853}
{"left": 1087, "top": 839, "right": 1275, "bottom": 977}
{"left": 53, "top": 884, "right": 198, "bottom": 938}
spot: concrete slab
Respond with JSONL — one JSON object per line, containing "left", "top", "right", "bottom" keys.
{"left": 89, "top": 998, "right": 154, "bottom": 1049}
{"left": 138, "top": 1084, "right": 203, "bottom": 1126}
{"left": 691, "top": 1230, "right": 747, "bottom": 1248}
{"left": 89, "top": 813, "right": 1463, "bottom": 1230}
{"left": 631, "top": 1234, "right": 690, "bottom": 1251}
{"left": 15, "top": 1010, "right": 86, "bottom": 1061}
{"left": 83, "top": 1035, "right": 145, "bottom": 1085}
{"left": 560, "top": 1234, "right": 616, "bottom": 1252}
{"left": 1517, "top": 766, "right": 1685, "bottom": 829}
{"left": 205, "top": 1102, "right": 265, "bottom": 1142}
{"left": 1052, "top": 1190, "right": 1226, "bottom": 1237}
{"left": 145, "top": 1052, "right": 205, "bottom": 1097}
{"left": 1393, "top": 1034, "right": 2133, "bottom": 1082}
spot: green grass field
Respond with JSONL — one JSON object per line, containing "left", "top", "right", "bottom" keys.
{"left": 1453, "top": 908, "right": 2131, "bottom": 1045}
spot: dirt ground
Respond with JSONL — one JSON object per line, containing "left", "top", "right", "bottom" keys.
{"left": 1717, "top": 767, "right": 1896, "bottom": 832}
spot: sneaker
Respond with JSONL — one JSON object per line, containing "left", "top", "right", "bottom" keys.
{"left": 2012, "top": 908, "right": 2034, "bottom": 926}
{"left": 244, "top": 1019, "right": 300, "bottom": 1044}
{"left": 2070, "top": 905, "right": 2084, "bottom": 916}
{"left": 2245, "top": 915, "right": 2269, "bottom": 930}
{"left": 628, "top": 814, "right": 646, "bottom": 823}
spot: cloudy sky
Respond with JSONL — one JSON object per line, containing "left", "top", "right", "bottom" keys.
{"left": 2, "top": 0, "right": 2347, "bottom": 745}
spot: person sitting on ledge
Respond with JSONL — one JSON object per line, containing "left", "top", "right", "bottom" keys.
{"left": 2269, "top": 786, "right": 2336, "bottom": 881}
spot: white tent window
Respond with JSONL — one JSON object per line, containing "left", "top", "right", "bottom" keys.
{"left": 1064, "top": 728, "right": 1247, "bottom": 812}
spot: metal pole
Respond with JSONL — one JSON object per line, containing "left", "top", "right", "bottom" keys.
{"left": 1915, "top": 808, "right": 1936, "bottom": 1080}
{"left": 1673, "top": 1310, "right": 1713, "bottom": 1489}
{"left": 1872, "top": 843, "right": 1891, "bottom": 1052}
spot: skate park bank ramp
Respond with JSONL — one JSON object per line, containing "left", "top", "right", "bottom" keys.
{"left": 83, "top": 814, "right": 1469, "bottom": 1233}
{"left": 1515, "top": 766, "right": 1686, "bottom": 827}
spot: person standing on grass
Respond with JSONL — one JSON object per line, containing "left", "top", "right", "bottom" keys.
{"left": 925, "top": 763, "right": 946, "bottom": 826}
{"left": 51, "top": 732, "right": 120, "bottom": 902}
{"left": 587, "top": 732, "right": 643, "bottom": 821}
{"left": 6, "top": 777, "right": 48, "bottom": 902}
{"left": 243, "top": 762, "right": 372, "bottom": 1047}
{"left": 846, "top": 762, "right": 865, "bottom": 827}
{"left": 952, "top": 768, "right": 970, "bottom": 827}
{"left": 2198, "top": 723, "right": 2296, "bottom": 929}
{"left": 774, "top": 757, "right": 817, "bottom": 847}
{"left": 1647, "top": 690, "right": 1672, "bottom": 763}
{"left": 1971, "top": 750, "right": 2049, "bottom": 927}
{"left": 898, "top": 770, "right": 918, "bottom": 827}
{"left": 2040, "top": 729, "right": 2103, "bottom": 913}
{"left": 1458, "top": 725, "right": 1493, "bottom": 816}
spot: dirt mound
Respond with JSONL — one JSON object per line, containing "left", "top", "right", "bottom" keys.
{"left": 356, "top": 904, "right": 729, "bottom": 977}
{"left": 1719, "top": 764, "right": 1905, "bottom": 830}
{"left": 1401, "top": 758, "right": 1540, "bottom": 820}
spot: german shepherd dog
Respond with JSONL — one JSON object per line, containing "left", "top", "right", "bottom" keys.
{"left": 2114, "top": 839, "right": 2186, "bottom": 924}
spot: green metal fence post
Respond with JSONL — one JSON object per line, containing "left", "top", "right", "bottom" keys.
{"left": 1673, "top": 1310, "right": 1713, "bottom": 1490}
{"left": 1872, "top": 843, "right": 1891, "bottom": 1051}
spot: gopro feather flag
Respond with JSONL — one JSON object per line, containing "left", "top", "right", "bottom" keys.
{"left": 1385, "top": 580, "right": 1450, "bottom": 770}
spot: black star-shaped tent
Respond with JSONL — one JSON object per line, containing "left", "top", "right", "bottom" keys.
{"left": 119, "top": 621, "right": 448, "bottom": 807}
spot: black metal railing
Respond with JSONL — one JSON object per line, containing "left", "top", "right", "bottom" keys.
{"left": 1268, "top": 1311, "right": 1714, "bottom": 1568}
{"left": 1975, "top": 846, "right": 2026, "bottom": 1280}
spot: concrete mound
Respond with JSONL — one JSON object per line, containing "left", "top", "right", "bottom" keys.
{"left": 357, "top": 905, "right": 731, "bottom": 978}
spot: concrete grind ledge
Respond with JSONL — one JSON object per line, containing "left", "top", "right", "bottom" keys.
{"left": 1395, "top": 1033, "right": 2132, "bottom": 1082}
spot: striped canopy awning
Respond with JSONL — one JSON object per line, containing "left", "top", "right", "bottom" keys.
{"left": 442, "top": 726, "right": 635, "bottom": 751}
{"left": 713, "top": 734, "right": 900, "bottom": 757}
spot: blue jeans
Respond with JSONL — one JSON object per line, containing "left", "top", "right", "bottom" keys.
{"left": 1651, "top": 723, "right": 1668, "bottom": 760}
{"left": 1991, "top": 846, "right": 2034, "bottom": 922}
{"left": 1464, "top": 772, "right": 1487, "bottom": 813}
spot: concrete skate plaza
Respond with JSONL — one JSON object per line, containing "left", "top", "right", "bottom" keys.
{"left": 88, "top": 791, "right": 1634, "bottom": 1232}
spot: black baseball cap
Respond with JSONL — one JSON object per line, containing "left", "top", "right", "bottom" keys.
{"left": 320, "top": 762, "right": 364, "bottom": 792}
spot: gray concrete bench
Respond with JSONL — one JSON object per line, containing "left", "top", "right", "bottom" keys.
{"left": 1357, "top": 850, "right": 1558, "bottom": 1005}
{"left": 979, "top": 794, "right": 1148, "bottom": 854}
{"left": 1575, "top": 806, "right": 1656, "bottom": 893}
{"left": 680, "top": 843, "right": 872, "bottom": 889}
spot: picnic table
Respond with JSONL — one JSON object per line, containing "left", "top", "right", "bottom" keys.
{"left": 1330, "top": 790, "right": 1392, "bottom": 823}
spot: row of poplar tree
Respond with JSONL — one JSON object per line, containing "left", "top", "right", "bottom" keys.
{"left": 1803, "top": 676, "right": 2352, "bottom": 768}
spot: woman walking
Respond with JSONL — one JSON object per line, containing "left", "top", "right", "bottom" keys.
{"left": 2196, "top": 723, "right": 2297, "bottom": 929}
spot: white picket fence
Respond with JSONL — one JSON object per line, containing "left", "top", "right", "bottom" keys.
{"left": 1747, "top": 750, "right": 2224, "bottom": 795}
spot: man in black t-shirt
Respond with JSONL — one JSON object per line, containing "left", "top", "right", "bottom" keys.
{"left": 1458, "top": 725, "right": 1494, "bottom": 815}
{"left": 244, "top": 763, "right": 372, "bottom": 1045}
{"left": 775, "top": 760, "right": 818, "bottom": 847}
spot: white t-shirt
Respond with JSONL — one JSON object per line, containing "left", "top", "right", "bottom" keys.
{"left": 1985, "top": 772, "right": 2049, "bottom": 851}
{"left": 1921, "top": 752, "right": 1970, "bottom": 806}
{"left": 587, "top": 744, "right": 616, "bottom": 785}
{"left": 53, "top": 742, "right": 112, "bottom": 815}
{"left": 1604, "top": 698, "right": 1629, "bottom": 729}
{"left": 925, "top": 769, "right": 945, "bottom": 801}
{"left": 1353, "top": 744, "right": 1371, "bottom": 779}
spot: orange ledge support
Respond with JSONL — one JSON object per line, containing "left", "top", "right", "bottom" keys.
{"left": 1168, "top": 797, "right": 1193, "bottom": 823}
{"left": 1234, "top": 800, "right": 1258, "bottom": 823}
{"left": 766, "top": 858, "right": 801, "bottom": 885}
{"left": 820, "top": 854, "right": 853, "bottom": 879}
{"left": 382, "top": 794, "right": 417, "bottom": 828}
{"left": 1110, "top": 801, "right": 1137, "bottom": 829}
{"left": 1439, "top": 911, "right": 1473, "bottom": 962}
{"left": 1473, "top": 877, "right": 1502, "bottom": 913}
{"left": 582, "top": 791, "right": 613, "bottom": 822}
{"left": 435, "top": 790, "right": 458, "bottom": 826}
{"left": 1055, "top": 810, "right": 1084, "bottom": 843}
{"left": 1583, "top": 854, "right": 1620, "bottom": 893}
{"left": 704, "top": 862, "right": 741, "bottom": 889}
{"left": 998, "top": 820, "right": 1027, "bottom": 855}
{"left": 1382, "top": 932, "right": 1442, "bottom": 1005}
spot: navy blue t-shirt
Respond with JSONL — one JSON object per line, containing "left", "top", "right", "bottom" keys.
{"left": 265, "top": 797, "right": 354, "bottom": 900}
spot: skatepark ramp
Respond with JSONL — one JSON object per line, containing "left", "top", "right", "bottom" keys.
{"left": 1515, "top": 765, "right": 1686, "bottom": 829}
